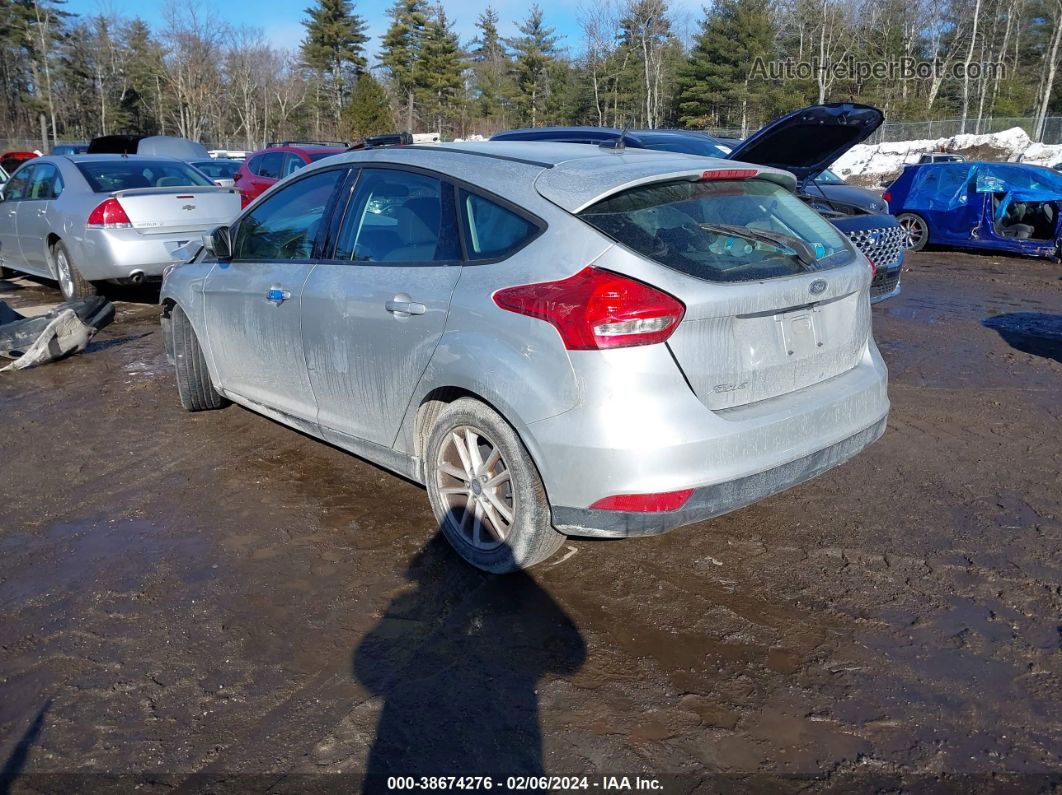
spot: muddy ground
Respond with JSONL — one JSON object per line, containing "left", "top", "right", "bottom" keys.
{"left": 0, "top": 251, "right": 1059, "bottom": 793}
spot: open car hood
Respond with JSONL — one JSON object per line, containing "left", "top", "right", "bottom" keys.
{"left": 727, "top": 103, "right": 884, "bottom": 183}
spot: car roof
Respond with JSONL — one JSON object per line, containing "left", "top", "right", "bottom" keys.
{"left": 324, "top": 141, "right": 797, "bottom": 213}
{"left": 66, "top": 154, "right": 188, "bottom": 163}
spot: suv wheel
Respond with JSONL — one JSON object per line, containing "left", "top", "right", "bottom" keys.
{"left": 424, "top": 398, "right": 565, "bottom": 573}
{"left": 53, "top": 241, "right": 96, "bottom": 300}
{"left": 171, "top": 305, "right": 228, "bottom": 412}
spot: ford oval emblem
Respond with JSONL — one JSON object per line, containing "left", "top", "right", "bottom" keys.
{"left": 809, "top": 279, "right": 827, "bottom": 295}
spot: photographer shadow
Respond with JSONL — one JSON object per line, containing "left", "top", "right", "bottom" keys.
{"left": 354, "top": 529, "right": 585, "bottom": 791}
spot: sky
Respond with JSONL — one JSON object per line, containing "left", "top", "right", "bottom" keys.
{"left": 60, "top": 0, "right": 706, "bottom": 61}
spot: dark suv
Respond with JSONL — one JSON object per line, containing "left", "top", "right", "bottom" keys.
{"left": 234, "top": 142, "right": 347, "bottom": 207}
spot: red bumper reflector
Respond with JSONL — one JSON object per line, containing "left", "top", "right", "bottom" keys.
{"left": 590, "top": 489, "right": 694, "bottom": 512}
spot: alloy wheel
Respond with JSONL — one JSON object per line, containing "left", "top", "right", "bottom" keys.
{"left": 435, "top": 425, "right": 515, "bottom": 550}
{"left": 898, "top": 215, "right": 926, "bottom": 249}
{"left": 55, "top": 249, "right": 73, "bottom": 299}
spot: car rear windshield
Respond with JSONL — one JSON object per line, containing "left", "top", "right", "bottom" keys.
{"left": 578, "top": 178, "right": 852, "bottom": 283}
{"left": 76, "top": 160, "right": 214, "bottom": 192}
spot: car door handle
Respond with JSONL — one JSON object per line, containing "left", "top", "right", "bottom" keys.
{"left": 385, "top": 294, "right": 426, "bottom": 316}
{"left": 266, "top": 287, "right": 291, "bottom": 306}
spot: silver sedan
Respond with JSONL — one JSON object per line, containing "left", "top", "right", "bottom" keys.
{"left": 161, "top": 143, "right": 890, "bottom": 572}
{"left": 0, "top": 155, "right": 240, "bottom": 299}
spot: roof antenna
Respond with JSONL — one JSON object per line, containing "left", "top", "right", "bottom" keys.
{"left": 600, "top": 128, "right": 628, "bottom": 152}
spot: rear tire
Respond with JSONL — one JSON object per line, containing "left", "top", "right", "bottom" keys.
{"left": 424, "top": 398, "right": 565, "bottom": 573}
{"left": 897, "top": 213, "right": 929, "bottom": 251}
{"left": 53, "top": 241, "right": 96, "bottom": 300}
{"left": 171, "top": 305, "right": 227, "bottom": 412}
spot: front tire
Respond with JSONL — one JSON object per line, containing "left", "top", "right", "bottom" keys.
{"left": 897, "top": 213, "right": 929, "bottom": 251}
{"left": 171, "top": 305, "right": 228, "bottom": 412}
{"left": 53, "top": 241, "right": 96, "bottom": 300}
{"left": 424, "top": 398, "right": 564, "bottom": 573}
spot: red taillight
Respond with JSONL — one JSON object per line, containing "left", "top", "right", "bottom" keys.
{"left": 87, "top": 198, "right": 132, "bottom": 228}
{"left": 701, "top": 168, "right": 757, "bottom": 180}
{"left": 882, "top": 191, "right": 891, "bottom": 203}
{"left": 591, "top": 489, "right": 694, "bottom": 512}
{"left": 492, "top": 266, "right": 685, "bottom": 350}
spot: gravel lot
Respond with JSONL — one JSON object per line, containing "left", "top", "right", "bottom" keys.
{"left": 0, "top": 251, "right": 1060, "bottom": 792}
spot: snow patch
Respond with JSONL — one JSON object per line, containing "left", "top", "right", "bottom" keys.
{"left": 832, "top": 127, "right": 1062, "bottom": 185}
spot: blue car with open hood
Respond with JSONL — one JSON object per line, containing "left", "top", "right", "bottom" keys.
{"left": 887, "top": 161, "right": 1062, "bottom": 259}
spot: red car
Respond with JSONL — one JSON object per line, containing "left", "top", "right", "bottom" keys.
{"left": 0, "top": 151, "right": 39, "bottom": 174}
{"left": 233, "top": 142, "right": 347, "bottom": 207}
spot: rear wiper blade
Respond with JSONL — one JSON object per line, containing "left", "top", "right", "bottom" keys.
{"left": 698, "top": 223, "right": 817, "bottom": 268}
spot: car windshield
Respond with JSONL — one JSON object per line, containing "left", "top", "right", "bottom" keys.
{"left": 192, "top": 160, "right": 242, "bottom": 178}
{"left": 637, "top": 134, "right": 731, "bottom": 159}
{"left": 579, "top": 178, "right": 851, "bottom": 283}
{"left": 76, "top": 160, "right": 214, "bottom": 192}
{"left": 307, "top": 151, "right": 342, "bottom": 162}
{"left": 982, "top": 164, "right": 1062, "bottom": 193}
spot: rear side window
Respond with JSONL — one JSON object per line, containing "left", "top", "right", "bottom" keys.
{"left": 461, "top": 190, "right": 538, "bottom": 259}
{"left": 27, "top": 163, "right": 63, "bottom": 199}
{"left": 579, "top": 178, "right": 850, "bottom": 283}
{"left": 232, "top": 168, "right": 343, "bottom": 261}
{"left": 255, "top": 152, "right": 285, "bottom": 179}
{"left": 76, "top": 160, "right": 213, "bottom": 192}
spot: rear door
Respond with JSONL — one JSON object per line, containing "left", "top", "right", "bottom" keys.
{"left": 16, "top": 162, "right": 62, "bottom": 273}
{"left": 301, "top": 166, "right": 463, "bottom": 447}
{"left": 202, "top": 166, "right": 346, "bottom": 421}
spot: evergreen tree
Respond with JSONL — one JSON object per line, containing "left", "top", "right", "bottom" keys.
{"left": 380, "top": 0, "right": 429, "bottom": 131}
{"left": 301, "top": 0, "right": 369, "bottom": 130}
{"left": 506, "top": 4, "right": 559, "bottom": 127}
{"left": 123, "top": 18, "right": 166, "bottom": 135}
{"left": 342, "top": 71, "right": 395, "bottom": 139}
{"left": 415, "top": 4, "right": 463, "bottom": 134}
{"left": 674, "top": 0, "right": 781, "bottom": 131}
{"left": 469, "top": 6, "right": 512, "bottom": 123}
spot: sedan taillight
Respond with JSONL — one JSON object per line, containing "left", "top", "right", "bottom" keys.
{"left": 87, "top": 198, "right": 132, "bottom": 229}
{"left": 492, "top": 266, "right": 685, "bottom": 350}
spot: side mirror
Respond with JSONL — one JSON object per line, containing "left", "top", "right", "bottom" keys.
{"left": 205, "top": 225, "right": 232, "bottom": 260}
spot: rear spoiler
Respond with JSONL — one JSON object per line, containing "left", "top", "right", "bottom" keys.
{"left": 109, "top": 185, "right": 237, "bottom": 199}
{"left": 534, "top": 157, "right": 798, "bottom": 214}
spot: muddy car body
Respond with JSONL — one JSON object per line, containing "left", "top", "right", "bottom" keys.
{"left": 887, "top": 161, "right": 1062, "bottom": 259}
{"left": 0, "top": 155, "right": 241, "bottom": 300}
{"left": 160, "top": 142, "right": 890, "bottom": 571}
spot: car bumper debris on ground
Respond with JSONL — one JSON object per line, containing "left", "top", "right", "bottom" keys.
{"left": 0, "top": 252, "right": 1059, "bottom": 789}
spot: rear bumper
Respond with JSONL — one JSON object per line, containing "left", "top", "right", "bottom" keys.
{"left": 551, "top": 415, "right": 886, "bottom": 537}
{"left": 77, "top": 228, "right": 208, "bottom": 280}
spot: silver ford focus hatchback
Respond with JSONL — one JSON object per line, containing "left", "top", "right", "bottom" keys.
{"left": 160, "top": 142, "right": 889, "bottom": 572}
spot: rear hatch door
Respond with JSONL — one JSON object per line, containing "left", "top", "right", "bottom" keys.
{"left": 574, "top": 170, "right": 872, "bottom": 411}
{"left": 726, "top": 103, "right": 884, "bottom": 183}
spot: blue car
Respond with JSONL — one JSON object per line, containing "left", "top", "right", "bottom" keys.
{"left": 887, "top": 161, "right": 1062, "bottom": 259}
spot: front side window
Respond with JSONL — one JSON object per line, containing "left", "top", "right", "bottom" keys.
{"left": 76, "top": 160, "right": 213, "bottom": 192}
{"left": 461, "top": 190, "right": 538, "bottom": 259}
{"left": 283, "top": 154, "right": 307, "bottom": 177}
{"left": 27, "top": 163, "right": 62, "bottom": 199}
{"left": 334, "top": 168, "right": 460, "bottom": 263}
{"left": 232, "top": 168, "right": 343, "bottom": 261}
{"left": 579, "top": 177, "right": 851, "bottom": 283}
{"left": 3, "top": 166, "right": 34, "bottom": 201}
